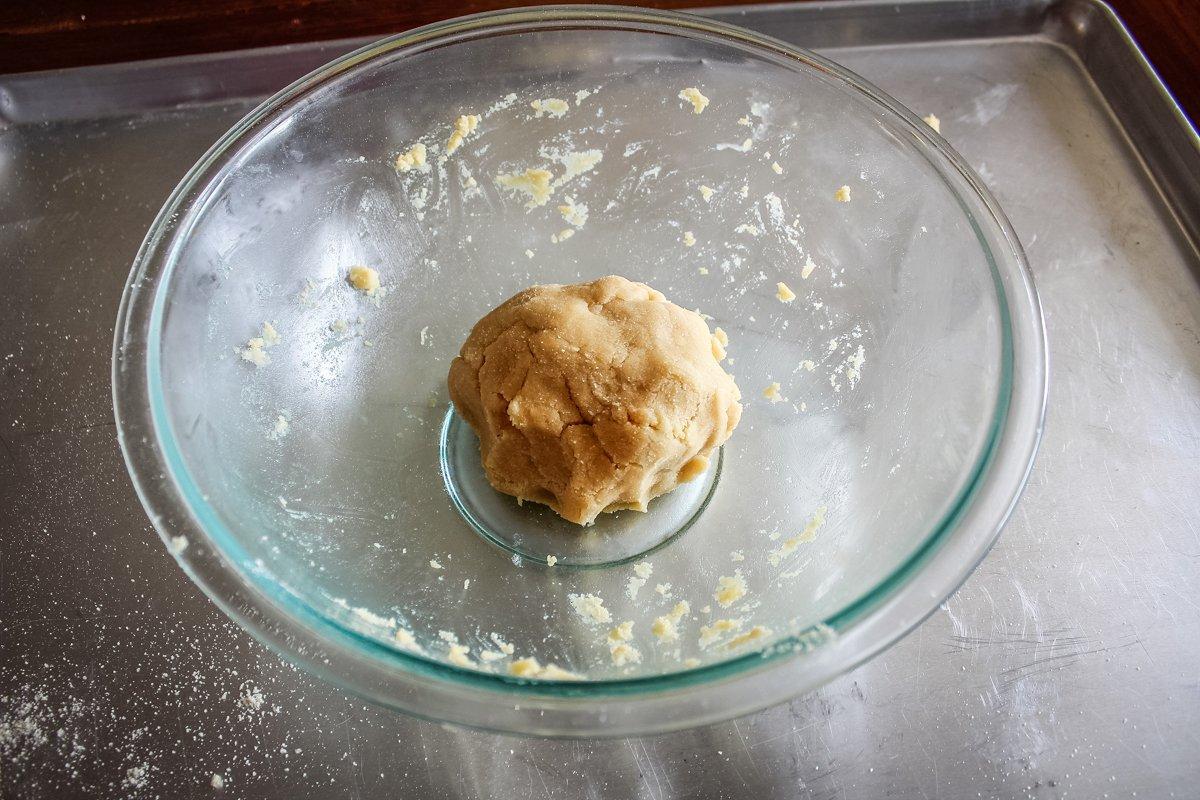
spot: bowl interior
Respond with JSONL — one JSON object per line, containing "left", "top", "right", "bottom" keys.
{"left": 152, "top": 21, "right": 1005, "bottom": 682}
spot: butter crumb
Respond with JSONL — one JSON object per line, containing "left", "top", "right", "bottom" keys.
{"left": 730, "top": 550, "right": 745, "bottom": 562}
{"left": 546, "top": 555, "right": 558, "bottom": 567}
{"left": 551, "top": 228, "right": 575, "bottom": 244}
{"left": 737, "top": 115, "right": 752, "bottom": 126}
{"left": 714, "top": 571, "right": 748, "bottom": 608}
{"left": 497, "top": 167, "right": 554, "bottom": 208}
{"left": 347, "top": 265, "right": 380, "bottom": 295}
{"left": 801, "top": 255, "right": 817, "bottom": 279}
{"left": 684, "top": 657, "right": 702, "bottom": 668}
{"left": 776, "top": 282, "right": 796, "bottom": 302}
{"left": 800, "top": 359, "right": 815, "bottom": 371}
{"left": 525, "top": 249, "right": 535, "bottom": 259}
{"left": 699, "top": 185, "right": 715, "bottom": 202}
{"left": 922, "top": 113, "right": 941, "bottom": 133}
{"left": 771, "top": 161, "right": 783, "bottom": 175}
{"left": 735, "top": 223, "right": 760, "bottom": 236}
{"left": 394, "top": 142, "right": 427, "bottom": 172}
{"left": 683, "top": 231, "right": 696, "bottom": 247}
{"left": 678, "top": 87, "right": 710, "bottom": 114}
{"left": 835, "top": 185, "right": 852, "bottom": 202}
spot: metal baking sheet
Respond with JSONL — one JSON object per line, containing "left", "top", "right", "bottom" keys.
{"left": 2, "top": 0, "right": 1197, "bottom": 797}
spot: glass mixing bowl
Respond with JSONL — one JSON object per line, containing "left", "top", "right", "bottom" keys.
{"left": 113, "top": 5, "right": 1046, "bottom": 736}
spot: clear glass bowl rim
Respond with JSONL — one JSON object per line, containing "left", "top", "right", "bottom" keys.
{"left": 112, "top": 4, "right": 1048, "bottom": 737}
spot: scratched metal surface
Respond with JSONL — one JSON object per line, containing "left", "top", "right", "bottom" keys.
{"left": 2, "top": 5, "right": 1199, "bottom": 799}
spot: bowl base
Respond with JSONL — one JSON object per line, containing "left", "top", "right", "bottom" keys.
{"left": 439, "top": 407, "right": 721, "bottom": 567}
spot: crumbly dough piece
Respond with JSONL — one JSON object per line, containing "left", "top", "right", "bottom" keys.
{"left": 448, "top": 275, "right": 742, "bottom": 525}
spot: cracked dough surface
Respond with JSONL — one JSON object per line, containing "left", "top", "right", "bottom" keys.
{"left": 448, "top": 275, "right": 742, "bottom": 525}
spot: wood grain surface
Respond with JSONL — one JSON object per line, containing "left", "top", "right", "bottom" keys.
{"left": 0, "top": 0, "right": 1196, "bottom": 121}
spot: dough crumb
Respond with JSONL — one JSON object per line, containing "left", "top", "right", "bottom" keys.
{"left": 447, "top": 644, "right": 474, "bottom": 667}
{"left": 800, "top": 359, "right": 815, "bottom": 371}
{"left": 651, "top": 601, "right": 691, "bottom": 642}
{"left": 551, "top": 228, "right": 575, "bottom": 244}
{"left": 490, "top": 633, "right": 515, "bottom": 655}
{"left": 479, "top": 650, "right": 507, "bottom": 662}
{"left": 726, "top": 625, "right": 771, "bottom": 650}
{"left": 713, "top": 327, "right": 729, "bottom": 348}
{"left": 508, "top": 657, "right": 541, "bottom": 677}
{"left": 835, "top": 185, "right": 852, "bottom": 202}
{"left": 698, "top": 267, "right": 709, "bottom": 275}
{"left": 737, "top": 115, "right": 752, "bottom": 126}
{"left": 735, "top": 224, "right": 760, "bottom": 236}
{"left": 730, "top": 549, "right": 745, "bottom": 562}
{"left": 240, "top": 322, "right": 281, "bottom": 367}
{"left": 714, "top": 571, "right": 748, "bottom": 608}
{"left": 633, "top": 561, "right": 653, "bottom": 579}
{"left": 394, "top": 142, "right": 428, "bottom": 172}
{"left": 546, "top": 555, "right": 558, "bottom": 566}
{"left": 525, "top": 249, "right": 535, "bottom": 259}
{"left": 446, "top": 113, "right": 481, "bottom": 154}
{"left": 610, "top": 642, "right": 641, "bottom": 666}
{"left": 569, "top": 593, "right": 612, "bottom": 625}
{"left": 768, "top": 506, "right": 828, "bottom": 566}
{"left": 552, "top": 149, "right": 603, "bottom": 187}
{"left": 347, "top": 265, "right": 381, "bottom": 295}
{"left": 699, "top": 185, "right": 715, "bottom": 202}
{"left": 763, "top": 382, "right": 785, "bottom": 403}
{"left": 558, "top": 196, "right": 589, "bottom": 227}
{"left": 776, "top": 282, "right": 796, "bottom": 303}
{"left": 678, "top": 87, "right": 710, "bottom": 114}
{"left": 540, "top": 663, "right": 583, "bottom": 680}
{"left": 683, "top": 231, "right": 696, "bottom": 247}
{"left": 211, "top": 774, "right": 225, "bottom": 789}
{"left": 394, "top": 628, "right": 423, "bottom": 653}
{"left": 531, "top": 98, "right": 570, "bottom": 118}
{"left": 922, "top": 113, "right": 941, "bottom": 133}
{"left": 684, "top": 657, "right": 702, "bottom": 668}
{"left": 699, "top": 618, "right": 743, "bottom": 648}
{"left": 771, "top": 161, "right": 784, "bottom": 175}
{"left": 496, "top": 167, "right": 554, "bottom": 208}
{"left": 608, "top": 621, "right": 634, "bottom": 642}
{"left": 801, "top": 256, "right": 817, "bottom": 280}
{"left": 429, "top": 559, "right": 443, "bottom": 570}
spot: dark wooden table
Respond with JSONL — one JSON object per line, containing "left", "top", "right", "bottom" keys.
{"left": 1, "top": 0, "right": 1197, "bottom": 121}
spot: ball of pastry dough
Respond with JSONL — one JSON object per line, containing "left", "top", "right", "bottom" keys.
{"left": 448, "top": 275, "right": 742, "bottom": 525}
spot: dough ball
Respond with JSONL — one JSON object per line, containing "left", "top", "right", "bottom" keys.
{"left": 448, "top": 275, "right": 742, "bottom": 525}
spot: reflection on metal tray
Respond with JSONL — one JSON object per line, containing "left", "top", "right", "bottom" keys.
{"left": 0, "top": 0, "right": 1196, "bottom": 797}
